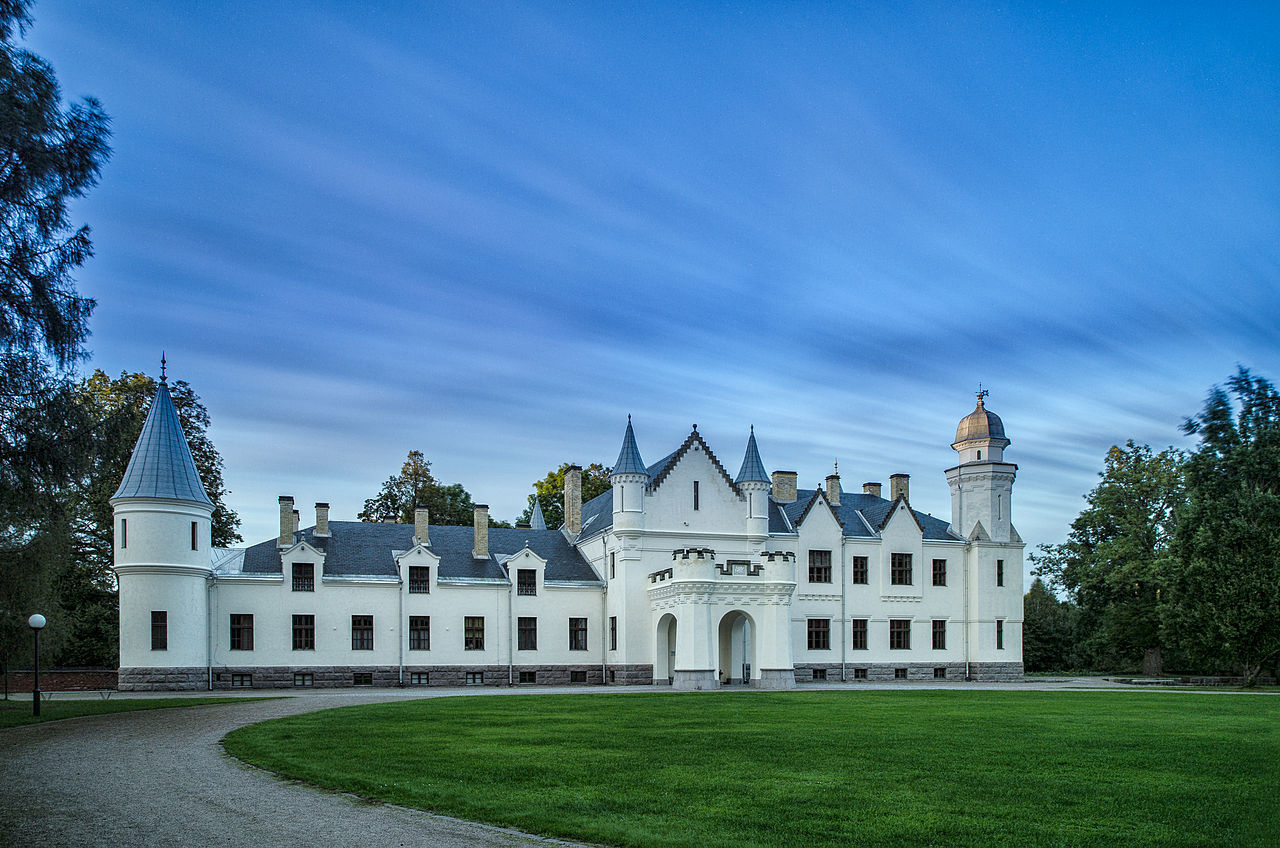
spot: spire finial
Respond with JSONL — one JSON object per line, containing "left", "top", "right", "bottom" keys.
{"left": 160, "top": 352, "right": 167, "bottom": 383}
{"left": 976, "top": 383, "right": 988, "bottom": 405}
{"left": 627, "top": 413, "right": 631, "bottom": 423}
{"left": 692, "top": 423, "right": 697, "bottom": 432}
{"left": 834, "top": 458, "right": 838, "bottom": 476}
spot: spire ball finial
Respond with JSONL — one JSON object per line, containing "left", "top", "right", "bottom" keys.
{"left": 160, "top": 352, "right": 167, "bottom": 383}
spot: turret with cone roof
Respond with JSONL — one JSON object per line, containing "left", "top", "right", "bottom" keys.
{"left": 530, "top": 497, "right": 547, "bottom": 530}
{"left": 736, "top": 426, "right": 770, "bottom": 539}
{"left": 611, "top": 416, "right": 648, "bottom": 532}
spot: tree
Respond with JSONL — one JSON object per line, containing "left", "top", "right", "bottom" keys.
{"left": 1030, "top": 441, "right": 1183, "bottom": 673}
{"left": 517, "top": 463, "right": 611, "bottom": 529}
{"left": 1022, "top": 578, "right": 1081, "bottom": 672}
{"left": 358, "top": 451, "right": 503, "bottom": 526}
{"left": 1163, "top": 368, "right": 1280, "bottom": 686}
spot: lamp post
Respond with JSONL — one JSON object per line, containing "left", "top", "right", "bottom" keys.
{"left": 28, "top": 613, "right": 45, "bottom": 717}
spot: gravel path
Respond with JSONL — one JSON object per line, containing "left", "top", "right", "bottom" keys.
{"left": 0, "top": 690, "right": 591, "bottom": 847}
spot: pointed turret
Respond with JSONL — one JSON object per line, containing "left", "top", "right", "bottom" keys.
{"left": 734, "top": 426, "right": 769, "bottom": 484}
{"left": 530, "top": 497, "right": 547, "bottom": 530}
{"left": 112, "top": 376, "right": 213, "bottom": 506}
{"left": 612, "top": 415, "right": 649, "bottom": 478}
{"left": 611, "top": 416, "right": 648, "bottom": 532}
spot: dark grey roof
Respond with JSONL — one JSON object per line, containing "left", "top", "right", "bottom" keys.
{"left": 782, "top": 489, "right": 959, "bottom": 541}
{"left": 734, "top": 427, "right": 769, "bottom": 484}
{"left": 578, "top": 451, "right": 677, "bottom": 540}
{"left": 530, "top": 498, "right": 546, "bottom": 530}
{"left": 612, "top": 417, "right": 649, "bottom": 477}
{"left": 111, "top": 380, "right": 212, "bottom": 505}
{"left": 241, "top": 521, "right": 600, "bottom": 582}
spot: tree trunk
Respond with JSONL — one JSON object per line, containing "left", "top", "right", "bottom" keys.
{"left": 1142, "top": 646, "right": 1163, "bottom": 677}
{"left": 1242, "top": 662, "right": 1261, "bottom": 688}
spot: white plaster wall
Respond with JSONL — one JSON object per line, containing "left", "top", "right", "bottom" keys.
{"left": 644, "top": 445, "right": 745, "bottom": 535}
{"left": 118, "top": 570, "right": 209, "bottom": 668}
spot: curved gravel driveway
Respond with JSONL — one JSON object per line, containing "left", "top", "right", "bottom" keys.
{"left": 0, "top": 690, "right": 592, "bottom": 847}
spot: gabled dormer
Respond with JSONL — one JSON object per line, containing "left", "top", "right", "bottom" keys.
{"left": 503, "top": 544, "right": 548, "bottom": 597}
{"left": 397, "top": 542, "right": 441, "bottom": 594}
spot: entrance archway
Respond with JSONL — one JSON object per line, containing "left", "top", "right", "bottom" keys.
{"left": 716, "top": 610, "right": 756, "bottom": 685}
{"left": 655, "top": 614, "right": 677, "bottom": 684}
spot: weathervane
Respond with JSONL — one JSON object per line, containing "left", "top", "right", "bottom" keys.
{"left": 976, "top": 383, "right": 988, "bottom": 403}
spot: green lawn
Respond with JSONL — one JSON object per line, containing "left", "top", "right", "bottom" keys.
{"left": 0, "top": 695, "right": 271, "bottom": 728}
{"left": 223, "top": 691, "right": 1279, "bottom": 848}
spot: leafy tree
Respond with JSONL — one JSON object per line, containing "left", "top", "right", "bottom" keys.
{"left": 518, "top": 463, "right": 611, "bottom": 529}
{"left": 1163, "top": 368, "right": 1280, "bottom": 686}
{"left": 1030, "top": 441, "right": 1183, "bottom": 673}
{"left": 1022, "top": 578, "right": 1081, "bottom": 672}
{"left": 357, "top": 451, "right": 509, "bottom": 526}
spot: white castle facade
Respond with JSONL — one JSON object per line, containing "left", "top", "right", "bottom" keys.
{"left": 112, "top": 378, "right": 1024, "bottom": 690}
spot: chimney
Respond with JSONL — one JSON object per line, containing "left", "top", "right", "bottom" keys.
{"left": 414, "top": 505, "right": 430, "bottom": 546}
{"left": 771, "top": 471, "right": 797, "bottom": 503}
{"left": 565, "top": 465, "right": 582, "bottom": 535}
{"left": 293, "top": 509, "right": 300, "bottom": 535}
{"left": 863, "top": 481, "right": 883, "bottom": 498}
{"left": 473, "top": 504, "right": 489, "bottom": 558}
{"left": 315, "top": 502, "right": 330, "bottom": 537}
{"left": 890, "top": 473, "right": 910, "bottom": 502}
{"left": 278, "top": 496, "right": 294, "bottom": 548}
{"left": 825, "top": 474, "right": 841, "bottom": 507}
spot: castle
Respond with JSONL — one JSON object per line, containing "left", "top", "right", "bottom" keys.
{"left": 112, "top": 376, "right": 1024, "bottom": 690}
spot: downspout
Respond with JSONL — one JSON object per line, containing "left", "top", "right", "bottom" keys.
{"left": 963, "top": 542, "right": 972, "bottom": 681}
{"left": 206, "top": 573, "right": 215, "bottom": 690}
{"left": 397, "top": 570, "right": 404, "bottom": 686}
{"left": 507, "top": 576, "right": 514, "bottom": 686}
{"left": 840, "top": 540, "right": 847, "bottom": 682}
{"left": 601, "top": 581, "right": 607, "bottom": 685}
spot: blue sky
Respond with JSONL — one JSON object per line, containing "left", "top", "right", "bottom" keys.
{"left": 26, "top": 2, "right": 1280, "bottom": 562}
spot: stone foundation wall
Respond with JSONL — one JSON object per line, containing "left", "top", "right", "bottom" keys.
{"left": 795, "top": 662, "right": 1023, "bottom": 682}
{"left": 119, "top": 667, "right": 207, "bottom": 691}
{"left": 122, "top": 664, "right": 616, "bottom": 690}
{"left": 606, "top": 664, "right": 653, "bottom": 685}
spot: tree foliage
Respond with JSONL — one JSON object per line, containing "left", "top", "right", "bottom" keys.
{"left": 1021, "top": 578, "right": 1081, "bottom": 672}
{"left": 358, "top": 451, "right": 508, "bottom": 526}
{"left": 518, "top": 463, "right": 611, "bottom": 530}
{"left": 1163, "top": 368, "right": 1280, "bottom": 685}
{"left": 1030, "top": 441, "right": 1183, "bottom": 672}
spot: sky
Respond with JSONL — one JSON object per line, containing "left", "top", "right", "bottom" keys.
{"left": 23, "top": 1, "right": 1280, "bottom": 569}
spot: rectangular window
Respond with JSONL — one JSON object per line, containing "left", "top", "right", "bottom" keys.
{"left": 408, "top": 565, "right": 430, "bottom": 593}
{"left": 293, "top": 672, "right": 313, "bottom": 687}
{"left": 693, "top": 480, "right": 700, "bottom": 510}
{"left": 229, "top": 614, "right": 254, "bottom": 651}
{"left": 464, "top": 616, "right": 485, "bottom": 650}
{"left": 519, "top": 671, "right": 536, "bottom": 684}
{"left": 997, "top": 559, "right": 1005, "bottom": 587}
{"left": 851, "top": 618, "right": 868, "bottom": 650}
{"left": 150, "top": 611, "right": 167, "bottom": 651}
{"left": 934, "top": 666, "right": 947, "bottom": 679}
{"left": 610, "top": 552, "right": 616, "bottom": 579}
{"left": 466, "top": 671, "right": 483, "bottom": 685}
{"left": 932, "top": 559, "right": 947, "bottom": 586}
{"left": 894, "top": 667, "right": 908, "bottom": 680}
{"left": 569, "top": 617, "right": 588, "bottom": 651}
{"left": 891, "top": 553, "right": 913, "bottom": 586}
{"left": 410, "top": 672, "right": 430, "bottom": 685}
{"left": 932, "top": 619, "right": 946, "bottom": 650}
{"left": 409, "top": 615, "right": 430, "bottom": 651}
{"left": 812, "top": 668, "right": 828, "bottom": 681}
{"left": 609, "top": 616, "right": 618, "bottom": 651}
{"left": 997, "top": 619, "right": 1005, "bottom": 650}
{"left": 353, "top": 672, "right": 373, "bottom": 686}
{"left": 120, "top": 518, "right": 127, "bottom": 549}
{"left": 570, "top": 670, "right": 587, "bottom": 683}
{"left": 351, "top": 615, "right": 373, "bottom": 651}
{"left": 808, "top": 550, "right": 832, "bottom": 583}
{"left": 889, "top": 619, "right": 911, "bottom": 650}
{"left": 853, "top": 667, "right": 868, "bottom": 680}
{"left": 518, "top": 616, "right": 537, "bottom": 651}
{"left": 807, "top": 619, "right": 830, "bottom": 651}
{"left": 517, "top": 569, "right": 536, "bottom": 596}
{"left": 230, "top": 673, "right": 252, "bottom": 688}
{"left": 292, "top": 563, "right": 314, "bottom": 592}
{"left": 851, "top": 556, "right": 868, "bottom": 584}
{"left": 191, "top": 521, "right": 198, "bottom": 551}
{"left": 292, "top": 614, "right": 315, "bottom": 650}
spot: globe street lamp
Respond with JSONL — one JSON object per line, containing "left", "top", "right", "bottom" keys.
{"left": 28, "top": 613, "right": 45, "bottom": 717}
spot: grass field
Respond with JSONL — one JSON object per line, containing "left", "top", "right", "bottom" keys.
{"left": 223, "top": 690, "right": 1279, "bottom": 848}
{"left": 0, "top": 695, "right": 270, "bottom": 728}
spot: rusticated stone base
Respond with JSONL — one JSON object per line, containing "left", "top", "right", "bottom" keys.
{"left": 969, "top": 662, "right": 1024, "bottom": 681}
{"left": 672, "top": 669, "right": 718, "bottom": 690}
{"left": 606, "top": 664, "right": 653, "bottom": 685}
{"left": 795, "top": 662, "right": 1023, "bottom": 682}
{"left": 755, "top": 669, "right": 796, "bottom": 689}
{"left": 119, "top": 667, "right": 207, "bottom": 691}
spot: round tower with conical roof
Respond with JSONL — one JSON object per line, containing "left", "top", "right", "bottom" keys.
{"left": 944, "top": 390, "right": 1017, "bottom": 543}
{"left": 735, "top": 426, "right": 770, "bottom": 541}
{"left": 610, "top": 416, "right": 649, "bottom": 533}
{"left": 111, "top": 367, "right": 215, "bottom": 690}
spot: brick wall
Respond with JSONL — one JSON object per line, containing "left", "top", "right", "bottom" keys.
{"left": 5, "top": 668, "right": 118, "bottom": 693}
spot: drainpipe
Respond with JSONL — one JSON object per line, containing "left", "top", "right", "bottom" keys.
{"left": 206, "top": 574, "right": 215, "bottom": 690}
{"left": 963, "top": 543, "right": 972, "bottom": 681}
{"left": 398, "top": 570, "right": 404, "bottom": 686}
{"left": 601, "top": 582, "right": 608, "bottom": 685}
{"left": 507, "top": 574, "right": 514, "bottom": 686}
{"left": 840, "top": 542, "right": 847, "bottom": 682}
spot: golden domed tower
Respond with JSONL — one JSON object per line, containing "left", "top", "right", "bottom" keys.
{"left": 945, "top": 389, "right": 1017, "bottom": 543}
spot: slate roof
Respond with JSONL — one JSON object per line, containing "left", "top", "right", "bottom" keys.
{"left": 112, "top": 379, "right": 213, "bottom": 505}
{"left": 530, "top": 498, "right": 546, "bottom": 530}
{"left": 578, "top": 451, "right": 677, "bottom": 540}
{"left": 612, "top": 417, "right": 649, "bottom": 476}
{"left": 777, "top": 489, "right": 960, "bottom": 541}
{"left": 734, "top": 427, "right": 769, "bottom": 484}
{"left": 239, "top": 521, "right": 600, "bottom": 582}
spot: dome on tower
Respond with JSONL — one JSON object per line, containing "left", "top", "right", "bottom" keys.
{"left": 953, "top": 393, "right": 1009, "bottom": 447}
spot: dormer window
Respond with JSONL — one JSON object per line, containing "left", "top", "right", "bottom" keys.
{"left": 292, "top": 563, "right": 314, "bottom": 592}
{"left": 517, "top": 569, "right": 536, "bottom": 596}
{"left": 408, "top": 566, "right": 430, "bottom": 594}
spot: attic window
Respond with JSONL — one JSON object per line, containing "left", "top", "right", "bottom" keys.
{"left": 693, "top": 481, "right": 700, "bottom": 511}
{"left": 977, "top": 450, "right": 982, "bottom": 460}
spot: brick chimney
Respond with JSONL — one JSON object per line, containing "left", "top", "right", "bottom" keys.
{"left": 890, "top": 473, "right": 910, "bottom": 503}
{"left": 771, "top": 471, "right": 797, "bottom": 503}
{"left": 293, "top": 509, "right": 300, "bottom": 535}
{"left": 825, "top": 473, "right": 841, "bottom": 507}
{"left": 565, "top": 465, "right": 582, "bottom": 535}
{"left": 278, "top": 496, "right": 294, "bottom": 548}
{"left": 314, "top": 502, "right": 330, "bottom": 537}
{"left": 414, "top": 505, "right": 429, "bottom": 546}
{"left": 473, "top": 504, "right": 489, "bottom": 558}
{"left": 863, "top": 481, "right": 883, "bottom": 498}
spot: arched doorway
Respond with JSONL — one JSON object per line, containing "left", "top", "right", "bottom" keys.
{"left": 655, "top": 614, "right": 677, "bottom": 685}
{"left": 717, "top": 610, "right": 756, "bottom": 685}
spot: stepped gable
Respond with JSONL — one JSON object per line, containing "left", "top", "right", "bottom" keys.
{"left": 649, "top": 427, "right": 737, "bottom": 494}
